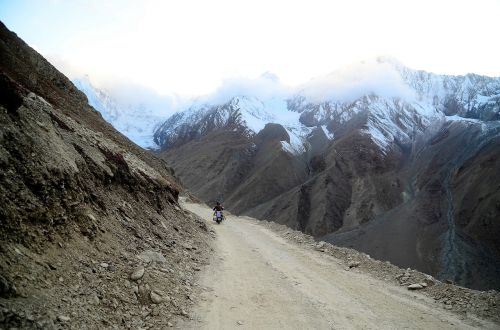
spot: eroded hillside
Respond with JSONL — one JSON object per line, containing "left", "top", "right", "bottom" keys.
{"left": 0, "top": 22, "right": 212, "bottom": 329}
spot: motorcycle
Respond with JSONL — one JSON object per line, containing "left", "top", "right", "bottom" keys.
{"left": 213, "top": 210, "right": 225, "bottom": 224}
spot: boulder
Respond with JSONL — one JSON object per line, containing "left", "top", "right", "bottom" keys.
{"left": 130, "top": 266, "right": 145, "bottom": 281}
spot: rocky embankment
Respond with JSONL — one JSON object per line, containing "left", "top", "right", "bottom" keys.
{"left": 0, "top": 22, "right": 212, "bottom": 329}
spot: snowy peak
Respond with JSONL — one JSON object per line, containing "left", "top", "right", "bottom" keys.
{"left": 73, "top": 78, "right": 169, "bottom": 149}
{"left": 360, "top": 96, "right": 442, "bottom": 152}
{"left": 157, "top": 64, "right": 499, "bottom": 155}
{"left": 153, "top": 95, "right": 307, "bottom": 153}
{"left": 398, "top": 67, "right": 500, "bottom": 120}
{"left": 77, "top": 59, "right": 500, "bottom": 152}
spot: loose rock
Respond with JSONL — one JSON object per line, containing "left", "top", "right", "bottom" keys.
{"left": 348, "top": 261, "right": 361, "bottom": 268}
{"left": 137, "top": 251, "right": 167, "bottom": 264}
{"left": 150, "top": 291, "right": 164, "bottom": 304}
{"left": 408, "top": 284, "right": 424, "bottom": 290}
{"left": 315, "top": 241, "right": 327, "bottom": 251}
{"left": 130, "top": 266, "right": 145, "bottom": 281}
{"left": 57, "top": 315, "right": 70, "bottom": 322}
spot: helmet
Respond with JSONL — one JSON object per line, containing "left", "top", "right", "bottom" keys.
{"left": 216, "top": 201, "right": 220, "bottom": 206}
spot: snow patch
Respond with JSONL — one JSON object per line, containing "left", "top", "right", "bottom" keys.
{"left": 320, "top": 125, "right": 334, "bottom": 139}
{"left": 445, "top": 115, "right": 482, "bottom": 124}
{"left": 280, "top": 141, "right": 296, "bottom": 155}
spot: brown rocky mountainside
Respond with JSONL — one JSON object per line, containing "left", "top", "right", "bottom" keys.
{"left": 158, "top": 94, "right": 500, "bottom": 291}
{"left": 0, "top": 22, "right": 211, "bottom": 329}
{"left": 322, "top": 120, "right": 500, "bottom": 290}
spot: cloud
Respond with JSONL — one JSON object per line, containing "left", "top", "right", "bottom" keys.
{"left": 46, "top": 54, "right": 85, "bottom": 80}
{"left": 51, "top": 52, "right": 419, "bottom": 118}
{"left": 47, "top": 54, "right": 180, "bottom": 118}
{"left": 197, "top": 72, "right": 293, "bottom": 105}
{"left": 299, "top": 58, "right": 417, "bottom": 103}
{"left": 195, "top": 58, "right": 417, "bottom": 106}
{"left": 102, "top": 81, "right": 180, "bottom": 117}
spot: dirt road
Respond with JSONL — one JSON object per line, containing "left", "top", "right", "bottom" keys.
{"left": 180, "top": 201, "right": 494, "bottom": 329}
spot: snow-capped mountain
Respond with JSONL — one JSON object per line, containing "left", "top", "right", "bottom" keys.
{"left": 75, "top": 59, "right": 499, "bottom": 155}
{"left": 154, "top": 59, "right": 499, "bottom": 156}
{"left": 154, "top": 96, "right": 312, "bottom": 154}
{"left": 399, "top": 66, "right": 500, "bottom": 120}
{"left": 73, "top": 77, "right": 168, "bottom": 149}
{"left": 153, "top": 60, "right": 500, "bottom": 291}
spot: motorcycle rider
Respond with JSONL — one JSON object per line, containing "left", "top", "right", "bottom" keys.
{"left": 213, "top": 201, "right": 224, "bottom": 221}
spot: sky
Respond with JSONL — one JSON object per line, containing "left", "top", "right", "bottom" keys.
{"left": 1, "top": 0, "right": 500, "bottom": 98}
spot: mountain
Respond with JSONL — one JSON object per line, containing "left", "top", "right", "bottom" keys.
{"left": 0, "top": 22, "right": 210, "bottom": 328}
{"left": 154, "top": 59, "right": 500, "bottom": 290}
{"left": 72, "top": 77, "right": 168, "bottom": 149}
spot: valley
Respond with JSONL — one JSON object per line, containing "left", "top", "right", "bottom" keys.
{"left": 75, "top": 58, "right": 500, "bottom": 291}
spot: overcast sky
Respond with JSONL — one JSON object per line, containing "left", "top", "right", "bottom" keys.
{"left": 1, "top": 0, "right": 500, "bottom": 97}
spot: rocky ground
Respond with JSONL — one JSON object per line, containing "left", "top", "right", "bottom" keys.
{"left": 0, "top": 207, "right": 213, "bottom": 329}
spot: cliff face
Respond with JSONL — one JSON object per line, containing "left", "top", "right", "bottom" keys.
{"left": 0, "top": 22, "right": 211, "bottom": 329}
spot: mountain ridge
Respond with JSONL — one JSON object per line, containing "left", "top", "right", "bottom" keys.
{"left": 74, "top": 58, "right": 500, "bottom": 154}
{"left": 148, "top": 60, "right": 498, "bottom": 168}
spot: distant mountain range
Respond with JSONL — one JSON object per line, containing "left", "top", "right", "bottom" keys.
{"left": 75, "top": 59, "right": 500, "bottom": 290}
{"left": 153, "top": 58, "right": 499, "bottom": 153}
